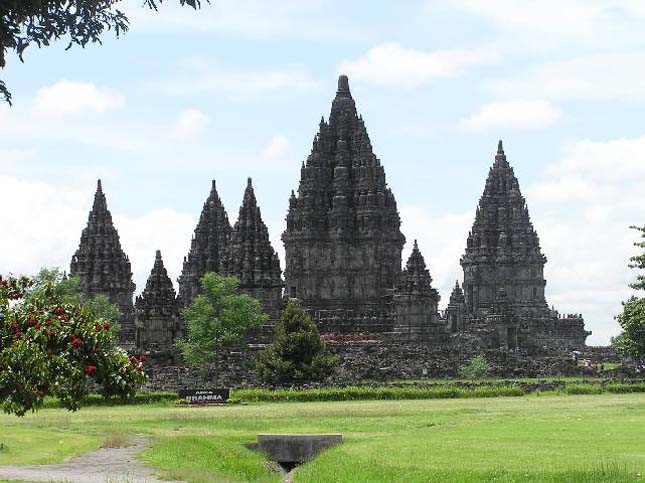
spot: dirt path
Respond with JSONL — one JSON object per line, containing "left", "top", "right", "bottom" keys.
{"left": 0, "top": 436, "right": 185, "bottom": 483}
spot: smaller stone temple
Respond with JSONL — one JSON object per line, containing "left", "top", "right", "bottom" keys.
{"left": 177, "top": 180, "right": 231, "bottom": 309}
{"left": 450, "top": 141, "right": 590, "bottom": 350}
{"left": 70, "top": 180, "right": 136, "bottom": 345}
{"left": 393, "top": 240, "right": 445, "bottom": 340}
{"left": 134, "top": 250, "right": 180, "bottom": 351}
{"left": 223, "top": 178, "right": 283, "bottom": 319}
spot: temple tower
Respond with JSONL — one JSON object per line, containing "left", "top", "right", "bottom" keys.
{"left": 70, "top": 180, "right": 136, "bottom": 344}
{"left": 393, "top": 240, "right": 442, "bottom": 337}
{"left": 177, "top": 180, "right": 232, "bottom": 308}
{"left": 134, "top": 250, "right": 180, "bottom": 351}
{"left": 283, "top": 75, "right": 405, "bottom": 318}
{"left": 445, "top": 281, "right": 466, "bottom": 332}
{"left": 461, "top": 141, "right": 549, "bottom": 318}
{"left": 224, "top": 178, "right": 283, "bottom": 319}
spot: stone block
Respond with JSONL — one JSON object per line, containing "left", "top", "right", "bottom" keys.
{"left": 257, "top": 434, "right": 342, "bottom": 463}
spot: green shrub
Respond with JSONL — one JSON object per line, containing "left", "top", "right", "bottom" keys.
{"left": 605, "top": 383, "right": 645, "bottom": 393}
{"left": 565, "top": 384, "right": 603, "bottom": 395}
{"left": 256, "top": 300, "right": 337, "bottom": 385}
{"left": 458, "top": 354, "right": 490, "bottom": 379}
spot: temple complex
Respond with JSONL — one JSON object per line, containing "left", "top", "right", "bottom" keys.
{"left": 224, "top": 178, "right": 283, "bottom": 319}
{"left": 282, "top": 75, "right": 405, "bottom": 319}
{"left": 69, "top": 75, "right": 591, "bottom": 381}
{"left": 70, "top": 180, "right": 136, "bottom": 345}
{"left": 134, "top": 250, "right": 180, "bottom": 351}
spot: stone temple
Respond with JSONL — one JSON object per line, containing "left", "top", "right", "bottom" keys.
{"left": 69, "top": 75, "right": 590, "bottom": 380}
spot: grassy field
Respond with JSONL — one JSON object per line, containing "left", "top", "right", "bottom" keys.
{"left": 0, "top": 393, "right": 644, "bottom": 482}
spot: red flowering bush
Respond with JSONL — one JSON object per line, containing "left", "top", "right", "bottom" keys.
{"left": 0, "top": 275, "right": 147, "bottom": 416}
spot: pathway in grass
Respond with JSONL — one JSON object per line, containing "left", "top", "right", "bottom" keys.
{"left": 0, "top": 435, "right": 185, "bottom": 483}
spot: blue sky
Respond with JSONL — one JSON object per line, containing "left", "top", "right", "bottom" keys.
{"left": 2, "top": 0, "right": 645, "bottom": 344}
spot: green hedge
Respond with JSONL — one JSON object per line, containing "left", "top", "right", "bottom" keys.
{"left": 564, "top": 384, "right": 604, "bottom": 395}
{"left": 235, "top": 385, "right": 526, "bottom": 402}
{"left": 37, "top": 380, "right": 645, "bottom": 408}
{"left": 605, "top": 383, "right": 645, "bottom": 393}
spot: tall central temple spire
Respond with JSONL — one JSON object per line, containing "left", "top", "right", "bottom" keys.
{"left": 461, "top": 141, "right": 548, "bottom": 317}
{"left": 283, "top": 75, "right": 405, "bottom": 317}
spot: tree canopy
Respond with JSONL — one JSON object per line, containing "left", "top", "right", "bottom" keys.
{"left": 1, "top": 0, "right": 203, "bottom": 104}
{"left": 257, "top": 299, "right": 337, "bottom": 386}
{"left": 0, "top": 272, "right": 146, "bottom": 416}
{"left": 176, "top": 272, "right": 267, "bottom": 384}
{"left": 615, "top": 225, "right": 645, "bottom": 362}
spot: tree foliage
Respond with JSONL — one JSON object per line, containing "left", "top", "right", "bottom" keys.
{"left": 0, "top": 273, "right": 146, "bottom": 416}
{"left": 0, "top": 0, "right": 204, "bottom": 104}
{"left": 616, "top": 226, "right": 645, "bottom": 362}
{"left": 256, "top": 299, "right": 337, "bottom": 386}
{"left": 26, "top": 268, "right": 120, "bottom": 325}
{"left": 176, "top": 273, "right": 267, "bottom": 384}
{"left": 458, "top": 354, "right": 490, "bottom": 379}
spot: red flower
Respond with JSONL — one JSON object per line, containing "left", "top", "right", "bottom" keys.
{"left": 85, "top": 365, "right": 97, "bottom": 375}
{"left": 26, "top": 317, "right": 36, "bottom": 326}
{"left": 103, "top": 323, "right": 110, "bottom": 331}
{"left": 36, "top": 390, "right": 45, "bottom": 397}
{"left": 71, "top": 337, "right": 82, "bottom": 349}
{"left": 129, "top": 356, "right": 137, "bottom": 363}
{"left": 35, "top": 323, "right": 42, "bottom": 330}
{"left": 53, "top": 307, "right": 65, "bottom": 315}
{"left": 15, "top": 332, "right": 22, "bottom": 338}
{"left": 45, "top": 321, "right": 53, "bottom": 327}
{"left": 59, "top": 316, "right": 69, "bottom": 323}
{"left": 139, "top": 355, "right": 147, "bottom": 362}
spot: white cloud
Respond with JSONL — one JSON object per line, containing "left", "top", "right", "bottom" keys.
{"left": 489, "top": 52, "right": 645, "bottom": 102}
{"left": 121, "top": 0, "right": 363, "bottom": 40}
{"left": 524, "top": 134, "right": 645, "bottom": 344}
{"left": 338, "top": 43, "right": 500, "bottom": 88}
{"left": 33, "top": 80, "right": 125, "bottom": 115}
{"left": 444, "top": 0, "right": 645, "bottom": 53}
{"left": 172, "top": 109, "right": 210, "bottom": 138}
{"left": 262, "top": 135, "right": 289, "bottom": 158}
{"left": 459, "top": 99, "right": 562, "bottom": 130}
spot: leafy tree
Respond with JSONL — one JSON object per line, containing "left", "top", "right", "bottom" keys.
{"left": 1, "top": 0, "right": 204, "bottom": 104}
{"left": 0, "top": 274, "right": 146, "bottom": 416}
{"left": 176, "top": 273, "right": 267, "bottom": 385}
{"left": 458, "top": 354, "right": 490, "bottom": 379}
{"left": 25, "top": 268, "right": 120, "bottom": 325}
{"left": 257, "top": 299, "right": 337, "bottom": 386}
{"left": 615, "top": 226, "right": 645, "bottom": 362}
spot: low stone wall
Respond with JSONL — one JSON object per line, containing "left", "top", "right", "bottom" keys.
{"left": 139, "top": 332, "right": 581, "bottom": 391}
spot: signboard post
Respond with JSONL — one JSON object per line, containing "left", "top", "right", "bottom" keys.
{"left": 178, "top": 388, "right": 230, "bottom": 405}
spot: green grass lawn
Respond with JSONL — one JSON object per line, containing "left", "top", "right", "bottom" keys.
{"left": 0, "top": 394, "right": 644, "bottom": 482}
